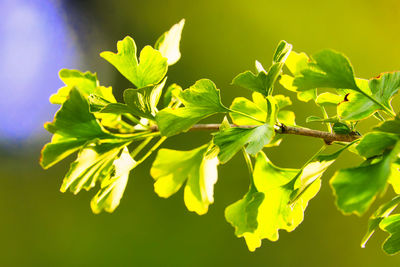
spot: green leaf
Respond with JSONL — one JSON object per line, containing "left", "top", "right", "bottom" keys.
{"left": 232, "top": 41, "right": 292, "bottom": 96}
{"left": 40, "top": 88, "right": 113, "bottom": 169}
{"left": 214, "top": 125, "right": 274, "bottom": 164}
{"left": 228, "top": 151, "right": 334, "bottom": 251}
{"left": 155, "top": 19, "right": 185, "bottom": 65}
{"left": 163, "top": 83, "right": 182, "bottom": 107}
{"left": 50, "top": 69, "right": 115, "bottom": 105}
{"left": 225, "top": 185, "right": 265, "bottom": 240}
{"left": 356, "top": 132, "right": 399, "bottom": 159}
{"left": 361, "top": 196, "right": 400, "bottom": 248}
{"left": 230, "top": 93, "right": 288, "bottom": 127}
{"left": 279, "top": 51, "right": 317, "bottom": 102}
{"left": 293, "top": 49, "right": 358, "bottom": 91}
{"left": 150, "top": 144, "right": 219, "bottom": 215}
{"left": 60, "top": 141, "right": 129, "bottom": 194}
{"left": 277, "top": 110, "right": 296, "bottom": 126}
{"left": 331, "top": 142, "right": 400, "bottom": 215}
{"left": 91, "top": 147, "right": 136, "bottom": 213}
{"left": 369, "top": 72, "right": 400, "bottom": 112}
{"left": 101, "top": 36, "right": 168, "bottom": 88}
{"left": 274, "top": 94, "right": 292, "bottom": 109}
{"left": 122, "top": 78, "right": 167, "bottom": 119}
{"left": 315, "top": 92, "right": 343, "bottom": 106}
{"left": 332, "top": 122, "right": 351, "bottom": 135}
{"left": 337, "top": 92, "right": 380, "bottom": 121}
{"left": 379, "top": 214, "right": 400, "bottom": 255}
{"left": 232, "top": 66, "right": 270, "bottom": 96}
{"left": 374, "top": 117, "right": 400, "bottom": 134}
{"left": 155, "top": 79, "right": 228, "bottom": 136}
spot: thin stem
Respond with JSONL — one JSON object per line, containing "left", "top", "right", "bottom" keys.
{"left": 320, "top": 106, "right": 332, "bottom": 132}
{"left": 135, "top": 137, "right": 167, "bottom": 166}
{"left": 130, "top": 137, "right": 153, "bottom": 158}
{"left": 242, "top": 149, "right": 254, "bottom": 179}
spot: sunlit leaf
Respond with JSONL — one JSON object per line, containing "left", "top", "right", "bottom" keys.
{"left": 233, "top": 41, "right": 292, "bottom": 96}
{"left": 227, "top": 150, "right": 336, "bottom": 251}
{"left": 60, "top": 141, "right": 129, "bottom": 194}
{"left": 156, "top": 79, "right": 228, "bottom": 136}
{"left": 41, "top": 88, "right": 113, "bottom": 169}
{"left": 315, "top": 92, "right": 343, "bottom": 106}
{"left": 50, "top": 69, "right": 115, "bottom": 105}
{"left": 91, "top": 147, "right": 136, "bottom": 213}
{"left": 150, "top": 144, "right": 219, "bottom": 215}
{"left": 279, "top": 51, "right": 316, "bottom": 102}
{"left": 155, "top": 19, "right": 185, "bottom": 65}
{"left": 293, "top": 49, "right": 358, "bottom": 91}
{"left": 361, "top": 196, "right": 400, "bottom": 248}
{"left": 101, "top": 36, "right": 168, "bottom": 88}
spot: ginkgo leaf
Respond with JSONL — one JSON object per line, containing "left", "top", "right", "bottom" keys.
{"left": 293, "top": 49, "right": 359, "bottom": 91}
{"left": 337, "top": 79, "right": 380, "bottom": 121}
{"left": 356, "top": 132, "right": 399, "bottom": 159}
{"left": 315, "top": 92, "right": 343, "bottom": 106}
{"left": 101, "top": 36, "right": 168, "bottom": 88}
{"left": 379, "top": 214, "right": 400, "bottom": 255}
{"left": 226, "top": 150, "right": 336, "bottom": 251}
{"left": 229, "top": 93, "right": 294, "bottom": 126}
{"left": 50, "top": 69, "right": 116, "bottom": 105}
{"left": 155, "top": 19, "right": 185, "bottom": 65}
{"left": 91, "top": 147, "right": 136, "bottom": 213}
{"left": 40, "top": 88, "right": 113, "bottom": 169}
{"left": 232, "top": 41, "right": 292, "bottom": 96}
{"left": 123, "top": 78, "right": 167, "bottom": 119}
{"left": 279, "top": 51, "right": 316, "bottom": 102}
{"left": 213, "top": 125, "right": 275, "bottom": 164}
{"left": 374, "top": 117, "right": 400, "bottom": 134}
{"left": 150, "top": 144, "right": 219, "bottom": 215}
{"left": 369, "top": 72, "right": 400, "bottom": 112}
{"left": 331, "top": 142, "right": 400, "bottom": 215}
{"left": 60, "top": 141, "right": 129, "bottom": 194}
{"left": 155, "top": 79, "right": 228, "bottom": 136}
{"left": 361, "top": 196, "right": 400, "bottom": 248}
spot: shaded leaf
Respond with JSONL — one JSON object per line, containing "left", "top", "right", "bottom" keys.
{"left": 380, "top": 214, "right": 400, "bottom": 255}
{"left": 331, "top": 142, "right": 400, "bottom": 215}
{"left": 356, "top": 132, "right": 399, "bottom": 159}
{"left": 374, "top": 117, "right": 400, "bottom": 134}
{"left": 214, "top": 125, "right": 274, "bottom": 164}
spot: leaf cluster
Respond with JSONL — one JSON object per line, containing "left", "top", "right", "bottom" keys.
{"left": 41, "top": 19, "right": 400, "bottom": 254}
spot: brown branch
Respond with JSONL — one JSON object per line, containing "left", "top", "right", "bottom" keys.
{"left": 150, "top": 124, "right": 360, "bottom": 143}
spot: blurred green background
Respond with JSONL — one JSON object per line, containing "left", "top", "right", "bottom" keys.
{"left": 2, "top": 0, "right": 400, "bottom": 266}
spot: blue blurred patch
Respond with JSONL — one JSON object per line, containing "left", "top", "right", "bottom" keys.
{"left": 0, "top": 0, "right": 78, "bottom": 143}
